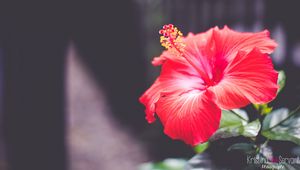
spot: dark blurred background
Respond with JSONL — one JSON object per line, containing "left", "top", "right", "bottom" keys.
{"left": 0, "top": 0, "right": 299, "bottom": 170}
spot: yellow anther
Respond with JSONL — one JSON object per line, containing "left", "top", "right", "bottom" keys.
{"left": 159, "top": 24, "right": 185, "bottom": 54}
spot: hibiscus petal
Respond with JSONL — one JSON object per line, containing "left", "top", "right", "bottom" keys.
{"left": 210, "top": 48, "right": 278, "bottom": 109}
{"left": 152, "top": 32, "right": 198, "bottom": 66}
{"left": 213, "top": 26, "right": 277, "bottom": 62}
{"left": 152, "top": 30, "right": 215, "bottom": 71}
{"left": 155, "top": 90, "right": 221, "bottom": 146}
{"left": 154, "top": 28, "right": 222, "bottom": 84}
{"left": 139, "top": 60, "right": 204, "bottom": 123}
{"left": 183, "top": 28, "right": 217, "bottom": 81}
{"left": 152, "top": 50, "right": 186, "bottom": 66}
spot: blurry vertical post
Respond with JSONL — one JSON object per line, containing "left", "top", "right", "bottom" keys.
{"left": 2, "top": 2, "right": 68, "bottom": 170}
{"left": 0, "top": 48, "right": 6, "bottom": 169}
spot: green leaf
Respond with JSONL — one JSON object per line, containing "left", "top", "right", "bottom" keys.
{"left": 219, "top": 110, "right": 248, "bottom": 128}
{"left": 185, "top": 153, "right": 218, "bottom": 169}
{"left": 253, "top": 103, "right": 273, "bottom": 115}
{"left": 138, "top": 159, "right": 187, "bottom": 170}
{"left": 262, "top": 108, "right": 289, "bottom": 131}
{"left": 209, "top": 124, "right": 244, "bottom": 141}
{"left": 277, "top": 70, "right": 286, "bottom": 94}
{"left": 210, "top": 110, "right": 260, "bottom": 141}
{"left": 209, "top": 110, "right": 245, "bottom": 141}
{"left": 242, "top": 119, "right": 261, "bottom": 137}
{"left": 227, "top": 143, "right": 256, "bottom": 154}
{"left": 194, "top": 142, "right": 209, "bottom": 154}
{"left": 232, "top": 109, "right": 249, "bottom": 122}
{"left": 262, "top": 106, "right": 300, "bottom": 145}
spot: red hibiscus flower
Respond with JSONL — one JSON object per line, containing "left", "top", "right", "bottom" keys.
{"left": 139, "top": 24, "right": 278, "bottom": 146}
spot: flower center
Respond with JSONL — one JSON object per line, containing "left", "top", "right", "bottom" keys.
{"left": 159, "top": 24, "right": 214, "bottom": 86}
{"left": 159, "top": 24, "right": 185, "bottom": 55}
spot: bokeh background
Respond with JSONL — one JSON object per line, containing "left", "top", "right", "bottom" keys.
{"left": 0, "top": 0, "right": 300, "bottom": 170}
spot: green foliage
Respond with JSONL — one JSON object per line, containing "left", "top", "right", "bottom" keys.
{"left": 194, "top": 142, "right": 209, "bottom": 154}
{"left": 277, "top": 70, "right": 286, "bottom": 94}
{"left": 242, "top": 119, "right": 261, "bottom": 137}
{"left": 227, "top": 143, "right": 257, "bottom": 154}
{"left": 253, "top": 103, "right": 273, "bottom": 115}
{"left": 262, "top": 106, "right": 300, "bottom": 145}
{"left": 138, "top": 159, "right": 187, "bottom": 170}
{"left": 219, "top": 109, "right": 248, "bottom": 127}
{"left": 210, "top": 110, "right": 261, "bottom": 141}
